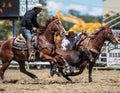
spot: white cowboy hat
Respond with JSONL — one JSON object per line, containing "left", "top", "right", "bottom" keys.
{"left": 34, "top": 4, "right": 42, "bottom": 9}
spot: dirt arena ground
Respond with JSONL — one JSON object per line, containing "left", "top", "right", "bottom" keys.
{"left": 0, "top": 69, "right": 120, "bottom": 93}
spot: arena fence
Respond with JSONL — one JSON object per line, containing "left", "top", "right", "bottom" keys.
{"left": 0, "top": 61, "right": 50, "bottom": 69}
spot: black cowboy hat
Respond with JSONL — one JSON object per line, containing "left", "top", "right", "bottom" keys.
{"left": 66, "top": 31, "right": 76, "bottom": 38}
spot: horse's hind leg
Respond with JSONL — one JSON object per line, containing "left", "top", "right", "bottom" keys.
{"left": 88, "top": 62, "right": 95, "bottom": 82}
{"left": 18, "top": 61, "right": 38, "bottom": 79}
{"left": 0, "top": 61, "right": 10, "bottom": 80}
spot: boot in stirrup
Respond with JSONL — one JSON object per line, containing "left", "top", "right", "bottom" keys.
{"left": 28, "top": 50, "right": 35, "bottom": 61}
{"left": 27, "top": 40, "right": 35, "bottom": 61}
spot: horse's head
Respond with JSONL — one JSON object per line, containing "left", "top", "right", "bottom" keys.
{"left": 47, "top": 17, "right": 66, "bottom": 36}
{"left": 103, "top": 27, "right": 118, "bottom": 44}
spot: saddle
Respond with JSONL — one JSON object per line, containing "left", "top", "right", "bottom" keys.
{"left": 12, "top": 34, "right": 27, "bottom": 49}
{"left": 12, "top": 33, "right": 38, "bottom": 50}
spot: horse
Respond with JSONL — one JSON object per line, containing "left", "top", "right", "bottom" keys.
{"left": 55, "top": 26, "right": 118, "bottom": 82}
{"left": 0, "top": 17, "right": 66, "bottom": 80}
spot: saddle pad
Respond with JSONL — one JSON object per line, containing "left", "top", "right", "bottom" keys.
{"left": 12, "top": 34, "right": 27, "bottom": 50}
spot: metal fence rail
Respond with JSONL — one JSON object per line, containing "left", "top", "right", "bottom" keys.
{"left": 0, "top": 61, "right": 50, "bottom": 69}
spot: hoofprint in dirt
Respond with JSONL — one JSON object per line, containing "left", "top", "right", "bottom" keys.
{"left": 0, "top": 69, "right": 120, "bottom": 93}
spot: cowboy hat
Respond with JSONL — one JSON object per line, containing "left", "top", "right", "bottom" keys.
{"left": 66, "top": 31, "right": 76, "bottom": 38}
{"left": 34, "top": 4, "right": 42, "bottom": 9}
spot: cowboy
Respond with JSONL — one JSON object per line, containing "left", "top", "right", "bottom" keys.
{"left": 61, "top": 31, "right": 80, "bottom": 51}
{"left": 21, "top": 4, "right": 42, "bottom": 61}
{"left": 62, "top": 31, "right": 94, "bottom": 62}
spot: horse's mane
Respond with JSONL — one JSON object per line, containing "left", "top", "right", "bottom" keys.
{"left": 92, "top": 26, "right": 107, "bottom": 35}
{"left": 90, "top": 26, "right": 109, "bottom": 39}
{"left": 39, "top": 17, "right": 58, "bottom": 33}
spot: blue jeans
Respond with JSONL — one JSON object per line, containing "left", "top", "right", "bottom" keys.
{"left": 22, "top": 29, "right": 33, "bottom": 41}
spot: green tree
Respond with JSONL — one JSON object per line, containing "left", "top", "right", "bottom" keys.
{"left": 0, "top": 20, "right": 12, "bottom": 40}
{"left": 38, "top": 0, "right": 49, "bottom": 23}
{"left": 0, "top": 0, "right": 49, "bottom": 40}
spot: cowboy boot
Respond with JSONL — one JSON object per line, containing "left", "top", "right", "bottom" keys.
{"left": 26, "top": 40, "right": 35, "bottom": 61}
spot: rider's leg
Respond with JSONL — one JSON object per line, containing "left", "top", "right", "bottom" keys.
{"left": 26, "top": 40, "right": 34, "bottom": 60}
{"left": 22, "top": 29, "right": 35, "bottom": 61}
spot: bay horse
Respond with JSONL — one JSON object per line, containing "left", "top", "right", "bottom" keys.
{"left": 0, "top": 17, "right": 66, "bottom": 80}
{"left": 55, "top": 26, "right": 118, "bottom": 82}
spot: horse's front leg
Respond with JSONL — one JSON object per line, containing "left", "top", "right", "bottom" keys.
{"left": 18, "top": 61, "right": 38, "bottom": 79}
{"left": 40, "top": 53, "right": 57, "bottom": 64}
{"left": 88, "top": 62, "right": 95, "bottom": 82}
{"left": 40, "top": 53, "right": 59, "bottom": 76}
{"left": 50, "top": 62, "right": 58, "bottom": 76}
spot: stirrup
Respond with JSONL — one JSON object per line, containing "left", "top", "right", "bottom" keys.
{"left": 28, "top": 52, "right": 35, "bottom": 61}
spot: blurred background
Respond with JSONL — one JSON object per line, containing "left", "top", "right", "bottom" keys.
{"left": 1, "top": 0, "right": 120, "bottom": 40}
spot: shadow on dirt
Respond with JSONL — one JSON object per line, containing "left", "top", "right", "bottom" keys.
{"left": 2, "top": 80, "right": 18, "bottom": 84}
{"left": 2, "top": 79, "right": 81, "bottom": 85}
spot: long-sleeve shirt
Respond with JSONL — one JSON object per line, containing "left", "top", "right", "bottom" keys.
{"left": 21, "top": 8, "right": 40, "bottom": 30}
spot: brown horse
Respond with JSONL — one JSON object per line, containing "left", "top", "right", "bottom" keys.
{"left": 0, "top": 17, "right": 66, "bottom": 80}
{"left": 55, "top": 26, "right": 118, "bottom": 82}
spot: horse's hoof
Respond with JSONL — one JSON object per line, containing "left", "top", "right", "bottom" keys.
{"left": 50, "top": 70, "right": 55, "bottom": 77}
{"left": 50, "top": 66, "right": 57, "bottom": 77}
{"left": 88, "top": 78, "right": 92, "bottom": 82}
